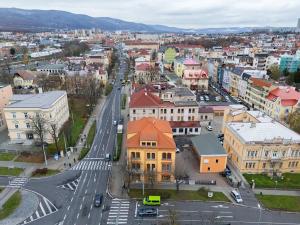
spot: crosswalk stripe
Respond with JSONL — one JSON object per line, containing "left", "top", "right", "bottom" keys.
{"left": 71, "top": 160, "right": 111, "bottom": 171}
{"left": 43, "top": 198, "right": 52, "bottom": 213}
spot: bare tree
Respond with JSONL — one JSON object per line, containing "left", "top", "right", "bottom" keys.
{"left": 174, "top": 165, "right": 186, "bottom": 191}
{"left": 30, "top": 113, "right": 48, "bottom": 165}
{"left": 48, "top": 123, "right": 59, "bottom": 154}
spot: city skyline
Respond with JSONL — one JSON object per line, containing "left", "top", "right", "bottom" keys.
{"left": 0, "top": 0, "right": 299, "bottom": 28}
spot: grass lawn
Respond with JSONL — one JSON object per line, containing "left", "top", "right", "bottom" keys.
{"left": 47, "top": 96, "right": 89, "bottom": 155}
{"left": 105, "top": 84, "right": 113, "bottom": 96}
{"left": 0, "top": 167, "right": 24, "bottom": 176}
{"left": 0, "top": 191, "right": 22, "bottom": 220}
{"left": 256, "top": 194, "right": 300, "bottom": 212}
{"left": 0, "top": 152, "right": 16, "bottom": 161}
{"left": 31, "top": 169, "right": 60, "bottom": 177}
{"left": 15, "top": 153, "right": 45, "bottom": 163}
{"left": 129, "top": 188, "right": 229, "bottom": 202}
{"left": 78, "top": 122, "right": 96, "bottom": 160}
{"left": 244, "top": 173, "right": 300, "bottom": 189}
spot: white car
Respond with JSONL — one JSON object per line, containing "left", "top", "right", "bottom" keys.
{"left": 200, "top": 96, "right": 204, "bottom": 101}
{"left": 231, "top": 190, "right": 243, "bottom": 203}
{"left": 206, "top": 125, "right": 213, "bottom": 131}
{"left": 176, "top": 148, "right": 180, "bottom": 153}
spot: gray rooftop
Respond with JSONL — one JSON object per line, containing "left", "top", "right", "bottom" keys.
{"left": 37, "top": 64, "right": 65, "bottom": 70}
{"left": 6, "top": 91, "right": 66, "bottom": 109}
{"left": 174, "top": 87, "right": 195, "bottom": 97}
{"left": 191, "top": 133, "right": 227, "bottom": 156}
{"left": 174, "top": 101, "right": 199, "bottom": 107}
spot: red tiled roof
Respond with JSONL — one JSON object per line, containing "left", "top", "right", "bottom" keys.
{"left": 267, "top": 86, "right": 300, "bottom": 106}
{"left": 14, "top": 70, "right": 36, "bottom": 81}
{"left": 169, "top": 121, "right": 201, "bottom": 128}
{"left": 136, "top": 63, "right": 151, "bottom": 71}
{"left": 127, "top": 117, "right": 175, "bottom": 149}
{"left": 250, "top": 78, "right": 272, "bottom": 88}
{"left": 130, "top": 89, "right": 162, "bottom": 108}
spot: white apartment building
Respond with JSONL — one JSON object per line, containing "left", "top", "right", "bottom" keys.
{"left": 4, "top": 91, "right": 69, "bottom": 144}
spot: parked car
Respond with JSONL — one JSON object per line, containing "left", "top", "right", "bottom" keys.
{"left": 176, "top": 148, "right": 180, "bottom": 153}
{"left": 206, "top": 125, "right": 213, "bottom": 131}
{"left": 138, "top": 207, "right": 158, "bottom": 217}
{"left": 113, "top": 120, "right": 117, "bottom": 125}
{"left": 230, "top": 189, "right": 243, "bottom": 203}
{"left": 94, "top": 193, "right": 103, "bottom": 207}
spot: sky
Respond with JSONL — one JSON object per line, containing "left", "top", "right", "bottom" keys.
{"left": 0, "top": 0, "right": 299, "bottom": 28}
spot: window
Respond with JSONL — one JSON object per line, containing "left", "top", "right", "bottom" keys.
{"left": 195, "top": 128, "right": 198, "bottom": 132}
{"left": 179, "top": 128, "right": 184, "bottom": 133}
{"left": 15, "top": 124, "right": 19, "bottom": 129}
{"left": 162, "top": 164, "right": 171, "bottom": 172}
{"left": 262, "top": 163, "right": 266, "bottom": 168}
{"left": 208, "top": 167, "right": 210, "bottom": 171}
{"left": 24, "top": 112, "right": 28, "bottom": 119}
{"left": 189, "top": 108, "right": 192, "bottom": 113}
{"left": 26, "top": 133, "right": 33, "bottom": 140}
{"left": 151, "top": 142, "right": 156, "bottom": 147}
{"left": 170, "top": 109, "right": 173, "bottom": 114}
{"left": 216, "top": 159, "right": 219, "bottom": 163}
{"left": 147, "top": 142, "right": 151, "bottom": 147}
{"left": 147, "top": 153, "right": 155, "bottom": 160}
{"left": 152, "top": 109, "right": 155, "bottom": 114}
{"left": 12, "top": 112, "right": 16, "bottom": 118}
{"left": 141, "top": 142, "right": 146, "bottom": 147}
{"left": 143, "top": 109, "right": 145, "bottom": 114}
{"left": 177, "top": 109, "right": 180, "bottom": 113}
{"left": 26, "top": 123, "right": 30, "bottom": 129}
{"left": 164, "top": 109, "right": 167, "bottom": 114}
{"left": 133, "top": 109, "right": 136, "bottom": 114}
{"left": 162, "top": 153, "right": 171, "bottom": 160}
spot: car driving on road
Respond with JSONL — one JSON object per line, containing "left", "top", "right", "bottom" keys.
{"left": 138, "top": 207, "right": 158, "bottom": 217}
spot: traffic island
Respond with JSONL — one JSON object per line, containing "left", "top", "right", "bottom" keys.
{"left": 0, "top": 191, "right": 22, "bottom": 220}
{"left": 128, "top": 188, "right": 229, "bottom": 202}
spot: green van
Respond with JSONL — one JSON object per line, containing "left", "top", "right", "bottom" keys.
{"left": 143, "top": 196, "right": 161, "bottom": 206}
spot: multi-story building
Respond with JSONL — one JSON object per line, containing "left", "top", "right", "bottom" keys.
{"left": 4, "top": 91, "right": 69, "bottom": 144}
{"left": 223, "top": 106, "right": 300, "bottom": 175}
{"left": 129, "top": 86, "right": 201, "bottom": 135}
{"left": 279, "top": 50, "right": 300, "bottom": 73}
{"left": 0, "top": 84, "right": 13, "bottom": 131}
{"left": 127, "top": 117, "right": 176, "bottom": 183}
{"left": 244, "top": 78, "right": 273, "bottom": 110}
{"left": 182, "top": 59, "right": 208, "bottom": 91}
{"left": 13, "top": 70, "right": 37, "bottom": 89}
{"left": 253, "top": 53, "right": 268, "bottom": 70}
{"left": 265, "top": 86, "right": 300, "bottom": 121}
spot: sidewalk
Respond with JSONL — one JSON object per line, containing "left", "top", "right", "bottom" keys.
{"left": 254, "top": 188, "right": 300, "bottom": 196}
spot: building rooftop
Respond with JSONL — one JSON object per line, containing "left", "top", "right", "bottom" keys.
{"left": 227, "top": 122, "right": 300, "bottom": 144}
{"left": 174, "top": 101, "right": 199, "bottom": 107}
{"left": 267, "top": 86, "right": 300, "bottom": 107}
{"left": 127, "top": 117, "right": 176, "bottom": 149}
{"left": 247, "top": 111, "right": 273, "bottom": 123}
{"left": 191, "top": 134, "right": 227, "bottom": 156}
{"left": 6, "top": 91, "right": 66, "bottom": 109}
{"left": 174, "top": 87, "right": 195, "bottom": 97}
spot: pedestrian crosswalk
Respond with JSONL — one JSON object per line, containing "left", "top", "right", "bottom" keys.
{"left": 71, "top": 160, "right": 111, "bottom": 171}
{"left": 8, "top": 177, "right": 28, "bottom": 188}
{"left": 58, "top": 177, "right": 80, "bottom": 191}
{"left": 20, "top": 196, "right": 57, "bottom": 224}
{"left": 107, "top": 198, "right": 130, "bottom": 225}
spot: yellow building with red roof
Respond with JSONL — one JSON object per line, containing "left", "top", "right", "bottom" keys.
{"left": 127, "top": 117, "right": 176, "bottom": 183}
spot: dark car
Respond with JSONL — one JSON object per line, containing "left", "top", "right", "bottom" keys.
{"left": 138, "top": 207, "right": 158, "bottom": 217}
{"left": 94, "top": 194, "right": 103, "bottom": 207}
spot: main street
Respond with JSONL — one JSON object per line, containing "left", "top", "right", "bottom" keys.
{"left": 0, "top": 46, "right": 126, "bottom": 225}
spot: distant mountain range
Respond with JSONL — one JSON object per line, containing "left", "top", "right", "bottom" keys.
{"left": 0, "top": 8, "right": 263, "bottom": 34}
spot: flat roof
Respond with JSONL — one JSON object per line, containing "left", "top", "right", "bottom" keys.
{"left": 191, "top": 133, "right": 227, "bottom": 156}
{"left": 227, "top": 122, "right": 300, "bottom": 143}
{"left": 6, "top": 91, "right": 66, "bottom": 109}
{"left": 247, "top": 111, "right": 273, "bottom": 123}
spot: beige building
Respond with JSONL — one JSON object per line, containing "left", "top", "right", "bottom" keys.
{"left": 127, "top": 117, "right": 176, "bottom": 183}
{"left": 4, "top": 91, "right": 69, "bottom": 144}
{"left": 13, "top": 70, "right": 37, "bottom": 88}
{"left": 244, "top": 78, "right": 273, "bottom": 111}
{"left": 0, "top": 84, "right": 13, "bottom": 131}
{"left": 223, "top": 105, "right": 300, "bottom": 175}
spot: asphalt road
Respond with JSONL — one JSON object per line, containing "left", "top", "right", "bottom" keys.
{"left": 125, "top": 200, "right": 300, "bottom": 225}
{"left": 0, "top": 46, "right": 126, "bottom": 225}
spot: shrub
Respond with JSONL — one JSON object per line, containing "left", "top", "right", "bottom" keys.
{"left": 32, "top": 168, "right": 48, "bottom": 176}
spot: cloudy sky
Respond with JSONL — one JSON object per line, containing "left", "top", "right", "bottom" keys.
{"left": 0, "top": 0, "right": 299, "bottom": 28}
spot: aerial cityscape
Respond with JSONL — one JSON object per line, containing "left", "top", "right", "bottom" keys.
{"left": 0, "top": 1, "right": 299, "bottom": 225}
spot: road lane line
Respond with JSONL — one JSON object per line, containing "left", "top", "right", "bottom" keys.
{"left": 43, "top": 198, "right": 52, "bottom": 213}
{"left": 39, "top": 202, "right": 46, "bottom": 216}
